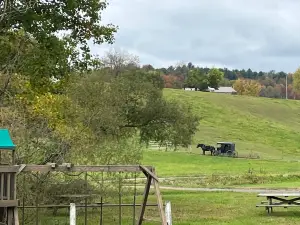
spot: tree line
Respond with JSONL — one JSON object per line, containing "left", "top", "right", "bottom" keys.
{"left": 143, "top": 62, "right": 300, "bottom": 99}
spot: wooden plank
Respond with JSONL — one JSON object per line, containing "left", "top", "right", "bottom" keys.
{"left": 13, "top": 173, "right": 16, "bottom": 200}
{"left": 139, "top": 166, "right": 159, "bottom": 182}
{"left": 153, "top": 168, "right": 167, "bottom": 225}
{"left": 16, "top": 164, "right": 26, "bottom": 175}
{"left": 258, "top": 193, "right": 300, "bottom": 197}
{"left": 0, "top": 200, "right": 18, "bottom": 207}
{"left": 0, "top": 173, "right": 3, "bottom": 200}
{"left": 0, "top": 165, "right": 154, "bottom": 173}
{"left": 0, "top": 167, "right": 19, "bottom": 173}
{"left": 12, "top": 150, "right": 15, "bottom": 165}
{"left": 19, "top": 203, "right": 159, "bottom": 208}
{"left": 21, "top": 165, "right": 153, "bottom": 173}
{"left": 7, "top": 173, "right": 10, "bottom": 200}
{"left": 7, "top": 208, "right": 13, "bottom": 225}
{"left": 14, "top": 206, "right": 19, "bottom": 225}
{"left": 138, "top": 175, "right": 152, "bottom": 225}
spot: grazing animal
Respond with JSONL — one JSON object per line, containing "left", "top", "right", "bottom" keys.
{"left": 196, "top": 144, "right": 215, "bottom": 155}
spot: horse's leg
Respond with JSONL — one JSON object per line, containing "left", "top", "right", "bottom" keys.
{"left": 203, "top": 150, "right": 205, "bottom": 155}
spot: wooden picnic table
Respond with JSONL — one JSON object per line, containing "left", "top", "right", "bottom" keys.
{"left": 256, "top": 192, "right": 300, "bottom": 214}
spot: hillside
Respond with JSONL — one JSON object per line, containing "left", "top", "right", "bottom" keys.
{"left": 163, "top": 88, "right": 300, "bottom": 160}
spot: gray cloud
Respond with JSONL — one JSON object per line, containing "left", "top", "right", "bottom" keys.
{"left": 91, "top": 0, "right": 300, "bottom": 72}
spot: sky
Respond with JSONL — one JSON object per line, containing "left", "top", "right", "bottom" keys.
{"left": 90, "top": 0, "right": 300, "bottom": 73}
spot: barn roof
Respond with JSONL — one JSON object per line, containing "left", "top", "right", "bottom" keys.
{"left": 0, "top": 129, "right": 16, "bottom": 150}
{"left": 214, "top": 87, "right": 237, "bottom": 93}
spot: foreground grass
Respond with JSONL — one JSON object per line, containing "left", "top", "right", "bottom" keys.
{"left": 164, "top": 89, "right": 300, "bottom": 160}
{"left": 29, "top": 191, "right": 300, "bottom": 225}
{"left": 162, "top": 191, "right": 300, "bottom": 225}
{"left": 142, "top": 151, "right": 300, "bottom": 177}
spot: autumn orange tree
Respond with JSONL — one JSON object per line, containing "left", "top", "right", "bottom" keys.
{"left": 233, "top": 78, "right": 262, "bottom": 97}
{"left": 293, "top": 68, "right": 300, "bottom": 96}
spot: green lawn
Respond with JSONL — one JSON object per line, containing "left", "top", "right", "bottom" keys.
{"left": 163, "top": 89, "right": 300, "bottom": 160}
{"left": 160, "top": 191, "right": 300, "bottom": 225}
{"left": 35, "top": 90, "right": 300, "bottom": 224}
{"left": 142, "top": 151, "right": 300, "bottom": 177}
{"left": 34, "top": 191, "right": 300, "bottom": 225}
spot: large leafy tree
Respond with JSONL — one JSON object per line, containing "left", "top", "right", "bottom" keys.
{"left": 184, "top": 68, "right": 209, "bottom": 90}
{"left": 66, "top": 69, "right": 200, "bottom": 150}
{"left": 0, "top": 0, "right": 117, "bottom": 100}
{"left": 0, "top": 0, "right": 117, "bottom": 47}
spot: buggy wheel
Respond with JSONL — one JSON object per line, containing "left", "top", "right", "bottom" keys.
{"left": 212, "top": 150, "right": 218, "bottom": 156}
{"left": 227, "top": 150, "right": 233, "bottom": 157}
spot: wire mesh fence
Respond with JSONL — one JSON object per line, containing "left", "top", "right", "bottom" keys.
{"left": 16, "top": 169, "right": 163, "bottom": 225}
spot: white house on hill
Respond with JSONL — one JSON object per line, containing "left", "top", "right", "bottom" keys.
{"left": 208, "top": 86, "right": 237, "bottom": 94}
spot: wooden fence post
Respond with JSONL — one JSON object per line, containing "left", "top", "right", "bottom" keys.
{"left": 70, "top": 203, "right": 76, "bottom": 225}
{"left": 165, "top": 201, "right": 172, "bottom": 225}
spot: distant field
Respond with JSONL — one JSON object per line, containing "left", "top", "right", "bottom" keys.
{"left": 163, "top": 89, "right": 300, "bottom": 160}
{"left": 142, "top": 151, "right": 300, "bottom": 177}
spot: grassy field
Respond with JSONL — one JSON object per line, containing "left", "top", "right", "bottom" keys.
{"left": 159, "top": 190, "right": 300, "bottom": 225}
{"left": 141, "top": 150, "right": 300, "bottom": 188}
{"left": 35, "top": 190, "right": 300, "bottom": 225}
{"left": 36, "top": 90, "right": 300, "bottom": 224}
{"left": 134, "top": 90, "right": 300, "bottom": 224}
{"left": 142, "top": 151, "right": 300, "bottom": 177}
{"left": 163, "top": 89, "right": 300, "bottom": 160}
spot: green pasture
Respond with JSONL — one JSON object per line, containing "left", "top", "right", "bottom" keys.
{"left": 142, "top": 151, "right": 300, "bottom": 177}
{"left": 34, "top": 191, "right": 300, "bottom": 225}
{"left": 161, "top": 191, "right": 300, "bottom": 225}
{"left": 28, "top": 90, "right": 300, "bottom": 224}
{"left": 164, "top": 89, "right": 300, "bottom": 160}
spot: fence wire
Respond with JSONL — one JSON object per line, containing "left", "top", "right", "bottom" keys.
{"left": 16, "top": 170, "right": 161, "bottom": 225}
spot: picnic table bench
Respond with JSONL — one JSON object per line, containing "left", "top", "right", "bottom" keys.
{"left": 256, "top": 192, "right": 300, "bottom": 214}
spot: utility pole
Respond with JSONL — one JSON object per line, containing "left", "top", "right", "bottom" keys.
{"left": 286, "top": 74, "right": 288, "bottom": 99}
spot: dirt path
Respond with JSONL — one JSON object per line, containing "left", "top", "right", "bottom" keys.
{"left": 124, "top": 176, "right": 300, "bottom": 193}
{"left": 158, "top": 186, "right": 300, "bottom": 193}
{"left": 132, "top": 184, "right": 300, "bottom": 193}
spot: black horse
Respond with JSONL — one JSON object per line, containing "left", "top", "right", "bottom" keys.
{"left": 196, "top": 144, "right": 215, "bottom": 155}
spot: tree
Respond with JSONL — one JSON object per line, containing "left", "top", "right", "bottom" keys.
{"left": 0, "top": 30, "right": 77, "bottom": 103}
{"left": 185, "top": 68, "right": 209, "bottom": 90}
{"left": 293, "top": 67, "right": 300, "bottom": 95}
{"left": 233, "top": 78, "right": 261, "bottom": 97}
{"left": 219, "top": 78, "right": 233, "bottom": 87}
{"left": 187, "top": 62, "right": 194, "bottom": 70}
{"left": 208, "top": 68, "right": 224, "bottom": 89}
{"left": 101, "top": 48, "right": 140, "bottom": 76}
{"left": 67, "top": 69, "right": 200, "bottom": 150}
{"left": 162, "top": 75, "right": 184, "bottom": 89}
{"left": 142, "top": 64, "right": 154, "bottom": 72}
{"left": 0, "top": 0, "right": 118, "bottom": 101}
{"left": 1, "top": 0, "right": 117, "bottom": 63}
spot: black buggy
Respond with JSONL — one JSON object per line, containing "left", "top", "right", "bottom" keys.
{"left": 213, "top": 142, "right": 237, "bottom": 157}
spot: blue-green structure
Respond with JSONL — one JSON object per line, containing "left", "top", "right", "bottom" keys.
{"left": 0, "top": 129, "right": 18, "bottom": 224}
{"left": 0, "top": 129, "right": 16, "bottom": 164}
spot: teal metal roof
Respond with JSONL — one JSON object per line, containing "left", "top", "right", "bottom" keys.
{"left": 0, "top": 129, "right": 16, "bottom": 150}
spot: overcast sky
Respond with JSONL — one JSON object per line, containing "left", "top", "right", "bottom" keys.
{"left": 90, "top": 0, "right": 300, "bottom": 73}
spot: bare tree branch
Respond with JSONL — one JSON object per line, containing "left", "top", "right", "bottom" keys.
{"left": 102, "top": 48, "right": 140, "bottom": 76}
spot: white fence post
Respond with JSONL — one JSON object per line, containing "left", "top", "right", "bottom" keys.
{"left": 70, "top": 203, "right": 76, "bottom": 225}
{"left": 165, "top": 201, "right": 172, "bottom": 225}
